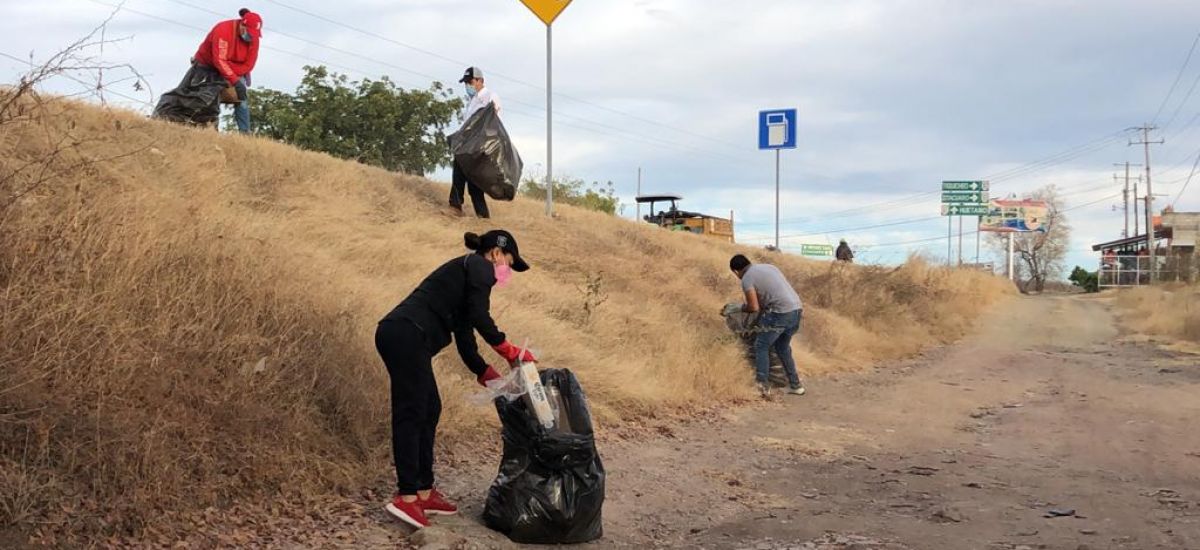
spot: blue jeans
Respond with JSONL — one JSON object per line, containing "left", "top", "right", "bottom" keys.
{"left": 233, "top": 77, "right": 250, "bottom": 133}
{"left": 753, "top": 309, "right": 803, "bottom": 388}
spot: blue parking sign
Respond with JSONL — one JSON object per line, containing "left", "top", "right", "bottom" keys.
{"left": 759, "top": 109, "right": 797, "bottom": 150}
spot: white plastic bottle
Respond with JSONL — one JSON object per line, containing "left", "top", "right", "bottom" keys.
{"left": 517, "top": 360, "right": 555, "bottom": 430}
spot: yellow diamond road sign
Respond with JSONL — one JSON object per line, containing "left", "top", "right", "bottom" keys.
{"left": 519, "top": 0, "right": 574, "bottom": 25}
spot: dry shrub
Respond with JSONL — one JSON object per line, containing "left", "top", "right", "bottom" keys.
{"left": 0, "top": 97, "right": 1012, "bottom": 542}
{"left": 1116, "top": 284, "right": 1200, "bottom": 342}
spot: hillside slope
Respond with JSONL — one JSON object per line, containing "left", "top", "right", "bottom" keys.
{"left": 0, "top": 97, "right": 1012, "bottom": 541}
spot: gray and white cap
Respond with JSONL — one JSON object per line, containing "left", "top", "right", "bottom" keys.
{"left": 458, "top": 66, "right": 484, "bottom": 83}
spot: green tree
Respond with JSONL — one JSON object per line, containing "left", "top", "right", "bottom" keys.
{"left": 227, "top": 66, "right": 462, "bottom": 175}
{"left": 1068, "top": 266, "right": 1099, "bottom": 293}
{"left": 519, "top": 174, "right": 622, "bottom": 215}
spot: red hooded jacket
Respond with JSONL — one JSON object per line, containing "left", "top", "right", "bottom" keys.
{"left": 193, "top": 19, "right": 259, "bottom": 85}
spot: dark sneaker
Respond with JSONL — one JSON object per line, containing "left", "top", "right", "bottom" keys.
{"left": 385, "top": 495, "right": 430, "bottom": 529}
{"left": 420, "top": 488, "right": 459, "bottom": 516}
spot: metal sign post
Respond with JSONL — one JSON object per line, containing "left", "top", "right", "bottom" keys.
{"left": 775, "top": 149, "right": 780, "bottom": 248}
{"left": 940, "top": 181, "right": 988, "bottom": 267}
{"left": 546, "top": 24, "right": 553, "bottom": 215}
{"left": 518, "top": 0, "right": 575, "bottom": 216}
{"left": 758, "top": 109, "right": 798, "bottom": 250}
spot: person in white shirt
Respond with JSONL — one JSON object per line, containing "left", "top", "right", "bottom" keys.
{"left": 449, "top": 66, "right": 502, "bottom": 218}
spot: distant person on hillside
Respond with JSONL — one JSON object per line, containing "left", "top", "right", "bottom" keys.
{"left": 448, "top": 66, "right": 503, "bottom": 218}
{"left": 375, "top": 230, "right": 534, "bottom": 530}
{"left": 728, "top": 254, "right": 807, "bottom": 398}
{"left": 835, "top": 239, "right": 854, "bottom": 263}
{"left": 152, "top": 8, "right": 263, "bottom": 131}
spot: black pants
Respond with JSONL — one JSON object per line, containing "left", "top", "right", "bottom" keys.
{"left": 449, "top": 161, "right": 490, "bottom": 218}
{"left": 375, "top": 319, "right": 441, "bottom": 494}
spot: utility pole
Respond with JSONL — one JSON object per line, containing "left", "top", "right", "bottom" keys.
{"left": 1130, "top": 125, "right": 1163, "bottom": 282}
{"left": 1133, "top": 177, "right": 1140, "bottom": 236}
{"left": 1114, "top": 162, "right": 1141, "bottom": 239}
{"left": 636, "top": 167, "right": 642, "bottom": 221}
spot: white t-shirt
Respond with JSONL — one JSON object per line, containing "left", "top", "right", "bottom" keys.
{"left": 461, "top": 87, "right": 502, "bottom": 127}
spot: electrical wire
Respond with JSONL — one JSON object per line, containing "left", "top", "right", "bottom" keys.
{"left": 261, "top": 0, "right": 747, "bottom": 150}
{"left": 1153, "top": 30, "right": 1200, "bottom": 126}
{"left": 91, "top": 0, "right": 756, "bottom": 163}
{"left": 1171, "top": 148, "right": 1200, "bottom": 206}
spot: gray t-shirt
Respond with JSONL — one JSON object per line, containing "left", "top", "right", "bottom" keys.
{"left": 741, "top": 264, "right": 803, "bottom": 313}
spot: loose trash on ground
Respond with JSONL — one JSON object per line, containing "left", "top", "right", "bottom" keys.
{"left": 722, "top": 304, "right": 789, "bottom": 387}
{"left": 479, "top": 367, "right": 605, "bottom": 544}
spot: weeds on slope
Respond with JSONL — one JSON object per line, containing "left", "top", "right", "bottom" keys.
{"left": 1116, "top": 284, "right": 1200, "bottom": 342}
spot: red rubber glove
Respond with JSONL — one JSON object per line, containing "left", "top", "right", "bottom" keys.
{"left": 477, "top": 365, "right": 501, "bottom": 387}
{"left": 492, "top": 341, "right": 537, "bottom": 365}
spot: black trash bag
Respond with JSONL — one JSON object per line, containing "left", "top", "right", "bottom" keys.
{"left": 447, "top": 103, "right": 521, "bottom": 201}
{"left": 152, "top": 63, "right": 227, "bottom": 126}
{"left": 723, "top": 306, "right": 788, "bottom": 387}
{"left": 483, "top": 368, "right": 604, "bottom": 544}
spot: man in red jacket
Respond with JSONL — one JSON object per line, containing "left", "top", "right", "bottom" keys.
{"left": 153, "top": 8, "right": 264, "bottom": 131}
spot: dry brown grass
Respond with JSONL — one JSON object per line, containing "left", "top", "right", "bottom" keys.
{"left": 0, "top": 96, "right": 1013, "bottom": 542}
{"left": 1115, "top": 284, "right": 1200, "bottom": 343}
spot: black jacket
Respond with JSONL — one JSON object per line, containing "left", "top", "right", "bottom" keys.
{"left": 381, "top": 254, "right": 506, "bottom": 376}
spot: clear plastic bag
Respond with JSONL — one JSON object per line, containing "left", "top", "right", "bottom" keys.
{"left": 468, "top": 367, "right": 527, "bottom": 406}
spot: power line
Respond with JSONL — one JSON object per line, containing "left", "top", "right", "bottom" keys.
{"left": 0, "top": 50, "right": 154, "bottom": 107}
{"left": 260, "top": 0, "right": 746, "bottom": 151}
{"left": 157, "top": 0, "right": 759, "bottom": 163}
{"left": 1171, "top": 148, "right": 1200, "bottom": 206}
{"left": 741, "top": 214, "right": 942, "bottom": 242}
{"left": 94, "top": 0, "right": 756, "bottom": 163}
{"left": 1153, "top": 30, "right": 1200, "bottom": 125}
{"left": 859, "top": 193, "right": 1120, "bottom": 250}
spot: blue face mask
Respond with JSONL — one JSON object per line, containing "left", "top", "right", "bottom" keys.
{"left": 240, "top": 31, "right": 253, "bottom": 43}
{"left": 464, "top": 85, "right": 477, "bottom": 99}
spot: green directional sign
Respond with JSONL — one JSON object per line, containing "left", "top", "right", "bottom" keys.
{"left": 800, "top": 244, "right": 834, "bottom": 257}
{"left": 941, "top": 191, "right": 988, "bottom": 203}
{"left": 942, "top": 180, "right": 989, "bottom": 192}
{"left": 941, "top": 204, "right": 990, "bottom": 216}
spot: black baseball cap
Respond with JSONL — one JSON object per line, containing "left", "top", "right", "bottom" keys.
{"left": 481, "top": 229, "right": 529, "bottom": 272}
{"left": 459, "top": 66, "right": 483, "bottom": 83}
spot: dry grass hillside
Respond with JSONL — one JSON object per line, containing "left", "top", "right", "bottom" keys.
{"left": 0, "top": 96, "right": 1013, "bottom": 542}
{"left": 1115, "top": 284, "right": 1200, "bottom": 343}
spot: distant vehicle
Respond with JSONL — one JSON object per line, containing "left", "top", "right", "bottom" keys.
{"left": 636, "top": 194, "right": 735, "bottom": 243}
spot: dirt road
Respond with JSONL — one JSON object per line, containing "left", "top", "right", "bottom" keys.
{"left": 213, "top": 294, "right": 1200, "bottom": 549}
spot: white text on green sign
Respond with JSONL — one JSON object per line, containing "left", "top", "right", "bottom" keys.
{"left": 941, "top": 204, "right": 989, "bottom": 216}
{"left": 941, "top": 191, "right": 989, "bottom": 203}
{"left": 941, "top": 180, "right": 989, "bottom": 192}
{"left": 800, "top": 244, "right": 834, "bottom": 256}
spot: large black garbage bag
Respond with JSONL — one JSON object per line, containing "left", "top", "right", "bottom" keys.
{"left": 723, "top": 307, "right": 788, "bottom": 387}
{"left": 483, "top": 368, "right": 604, "bottom": 544}
{"left": 448, "top": 103, "right": 521, "bottom": 201}
{"left": 152, "top": 64, "right": 227, "bottom": 126}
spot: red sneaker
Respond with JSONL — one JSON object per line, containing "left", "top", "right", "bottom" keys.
{"left": 420, "top": 488, "right": 459, "bottom": 516}
{"left": 385, "top": 495, "right": 430, "bottom": 529}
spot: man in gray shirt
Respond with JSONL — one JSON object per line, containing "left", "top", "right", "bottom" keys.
{"left": 729, "top": 254, "right": 806, "bottom": 397}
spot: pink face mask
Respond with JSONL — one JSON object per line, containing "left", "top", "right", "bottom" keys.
{"left": 494, "top": 263, "right": 513, "bottom": 288}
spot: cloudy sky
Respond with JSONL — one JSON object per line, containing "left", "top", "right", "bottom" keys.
{"left": 4, "top": 0, "right": 1200, "bottom": 272}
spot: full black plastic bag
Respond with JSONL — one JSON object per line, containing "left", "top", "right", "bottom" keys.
{"left": 447, "top": 103, "right": 521, "bottom": 201}
{"left": 483, "top": 368, "right": 604, "bottom": 544}
{"left": 152, "top": 63, "right": 227, "bottom": 126}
